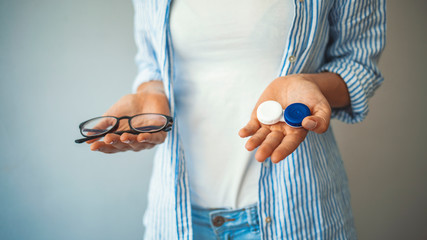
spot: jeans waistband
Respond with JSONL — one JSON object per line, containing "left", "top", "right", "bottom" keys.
{"left": 191, "top": 203, "right": 259, "bottom": 234}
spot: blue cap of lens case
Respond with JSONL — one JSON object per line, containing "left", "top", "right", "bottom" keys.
{"left": 284, "top": 103, "right": 311, "bottom": 127}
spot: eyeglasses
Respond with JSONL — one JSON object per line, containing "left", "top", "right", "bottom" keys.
{"left": 75, "top": 113, "right": 173, "bottom": 144}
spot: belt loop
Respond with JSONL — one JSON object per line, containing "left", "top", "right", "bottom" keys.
{"left": 246, "top": 204, "right": 259, "bottom": 226}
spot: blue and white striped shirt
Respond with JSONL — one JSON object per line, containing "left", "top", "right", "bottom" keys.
{"left": 132, "top": 0, "right": 386, "bottom": 239}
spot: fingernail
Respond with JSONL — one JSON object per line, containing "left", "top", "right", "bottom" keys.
{"left": 109, "top": 140, "right": 115, "bottom": 144}
{"left": 306, "top": 119, "right": 317, "bottom": 130}
{"left": 139, "top": 139, "right": 147, "bottom": 143}
{"left": 122, "top": 140, "right": 130, "bottom": 144}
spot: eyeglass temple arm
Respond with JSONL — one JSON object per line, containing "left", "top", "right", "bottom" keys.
{"left": 74, "top": 130, "right": 140, "bottom": 144}
{"left": 75, "top": 135, "right": 100, "bottom": 144}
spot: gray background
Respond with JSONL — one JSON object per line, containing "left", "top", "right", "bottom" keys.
{"left": 0, "top": 0, "right": 426, "bottom": 239}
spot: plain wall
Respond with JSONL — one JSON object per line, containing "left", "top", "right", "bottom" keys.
{"left": 0, "top": 1, "right": 426, "bottom": 239}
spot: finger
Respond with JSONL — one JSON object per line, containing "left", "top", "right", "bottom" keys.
{"left": 302, "top": 102, "right": 331, "bottom": 133}
{"left": 104, "top": 133, "right": 121, "bottom": 144}
{"left": 126, "top": 132, "right": 166, "bottom": 151}
{"left": 137, "top": 132, "right": 167, "bottom": 144}
{"left": 245, "top": 127, "right": 271, "bottom": 151}
{"left": 255, "top": 131, "right": 285, "bottom": 162}
{"left": 129, "top": 142, "right": 156, "bottom": 152}
{"left": 121, "top": 132, "right": 156, "bottom": 151}
{"left": 239, "top": 118, "right": 260, "bottom": 138}
{"left": 90, "top": 141, "right": 121, "bottom": 154}
{"left": 92, "top": 135, "right": 155, "bottom": 153}
{"left": 104, "top": 133, "right": 133, "bottom": 151}
{"left": 270, "top": 131, "right": 307, "bottom": 163}
{"left": 120, "top": 132, "right": 139, "bottom": 144}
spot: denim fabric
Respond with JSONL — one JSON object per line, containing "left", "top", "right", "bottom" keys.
{"left": 191, "top": 203, "right": 261, "bottom": 240}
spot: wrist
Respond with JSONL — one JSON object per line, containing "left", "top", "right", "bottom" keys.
{"left": 297, "top": 73, "right": 317, "bottom": 83}
{"left": 136, "top": 80, "right": 166, "bottom": 95}
{"left": 295, "top": 73, "right": 350, "bottom": 108}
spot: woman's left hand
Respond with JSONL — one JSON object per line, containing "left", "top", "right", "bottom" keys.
{"left": 239, "top": 74, "right": 332, "bottom": 163}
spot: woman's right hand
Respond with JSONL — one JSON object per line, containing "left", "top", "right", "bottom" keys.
{"left": 89, "top": 81, "right": 171, "bottom": 153}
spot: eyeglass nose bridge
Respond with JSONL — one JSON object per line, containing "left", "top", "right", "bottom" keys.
{"left": 115, "top": 116, "right": 135, "bottom": 127}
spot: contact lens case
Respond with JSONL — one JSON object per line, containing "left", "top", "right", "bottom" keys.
{"left": 257, "top": 101, "right": 311, "bottom": 128}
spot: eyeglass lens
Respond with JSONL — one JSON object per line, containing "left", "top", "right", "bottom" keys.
{"left": 130, "top": 114, "right": 167, "bottom": 133}
{"left": 81, "top": 117, "right": 118, "bottom": 137}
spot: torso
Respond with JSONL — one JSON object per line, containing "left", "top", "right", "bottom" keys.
{"left": 170, "top": 0, "right": 294, "bottom": 208}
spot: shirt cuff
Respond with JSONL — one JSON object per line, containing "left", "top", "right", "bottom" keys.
{"left": 132, "top": 69, "right": 162, "bottom": 93}
{"left": 318, "top": 60, "right": 384, "bottom": 124}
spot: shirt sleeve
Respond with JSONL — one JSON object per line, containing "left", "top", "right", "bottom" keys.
{"left": 131, "top": 0, "right": 162, "bottom": 93}
{"left": 318, "top": 0, "right": 386, "bottom": 124}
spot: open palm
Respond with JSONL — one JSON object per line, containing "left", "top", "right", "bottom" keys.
{"left": 239, "top": 74, "right": 331, "bottom": 163}
{"left": 89, "top": 91, "right": 170, "bottom": 153}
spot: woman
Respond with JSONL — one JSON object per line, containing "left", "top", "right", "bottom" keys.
{"left": 88, "top": 0, "right": 386, "bottom": 239}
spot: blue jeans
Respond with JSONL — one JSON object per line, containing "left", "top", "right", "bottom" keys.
{"left": 191, "top": 203, "right": 261, "bottom": 240}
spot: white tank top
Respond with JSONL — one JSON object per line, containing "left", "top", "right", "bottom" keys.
{"left": 170, "top": 0, "right": 294, "bottom": 209}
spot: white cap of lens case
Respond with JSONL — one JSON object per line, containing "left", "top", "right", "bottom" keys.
{"left": 257, "top": 101, "right": 311, "bottom": 128}
{"left": 256, "top": 101, "right": 284, "bottom": 125}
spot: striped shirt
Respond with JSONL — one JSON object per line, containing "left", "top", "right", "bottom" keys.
{"left": 131, "top": 0, "right": 386, "bottom": 239}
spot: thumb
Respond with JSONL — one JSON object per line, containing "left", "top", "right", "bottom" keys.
{"left": 302, "top": 104, "right": 331, "bottom": 134}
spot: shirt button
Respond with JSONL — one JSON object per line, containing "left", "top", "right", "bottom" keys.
{"left": 212, "top": 216, "right": 225, "bottom": 227}
{"left": 265, "top": 217, "right": 272, "bottom": 223}
{"left": 288, "top": 55, "right": 296, "bottom": 63}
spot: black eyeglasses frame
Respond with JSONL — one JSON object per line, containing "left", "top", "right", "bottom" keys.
{"left": 75, "top": 113, "right": 173, "bottom": 144}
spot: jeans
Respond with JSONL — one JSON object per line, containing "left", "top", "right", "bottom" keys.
{"left": 191, "top": 203, "right": 261, "bottom": 240}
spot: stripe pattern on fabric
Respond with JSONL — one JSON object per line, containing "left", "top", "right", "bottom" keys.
{"left": 132, "top": 0, "right": 386, "bottom": 239}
